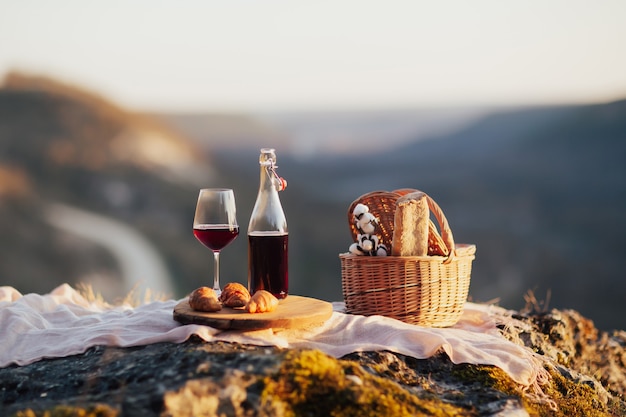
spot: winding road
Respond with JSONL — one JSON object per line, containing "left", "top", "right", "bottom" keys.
{"left": 44, "top": 203, "right": 174, "bottom": 299}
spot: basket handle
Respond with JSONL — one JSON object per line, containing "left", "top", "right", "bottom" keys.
{"left": 425, "top": 194, "right": 455, "bottom": 263}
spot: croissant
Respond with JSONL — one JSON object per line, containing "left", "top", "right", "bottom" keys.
{"left": 219, "top": 282, "right": 251, "bottom": 308}
{"left": 246, "top": 290, "right": 279, "bottom": 314}
{"left": 189, "top": 287, "right": 222, "bottom": 312}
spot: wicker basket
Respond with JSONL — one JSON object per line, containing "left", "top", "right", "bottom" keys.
{"left": 340, "top": 189, "right": 475, "bottom": 327}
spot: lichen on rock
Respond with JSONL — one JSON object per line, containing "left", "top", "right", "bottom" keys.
{"left": 260, "top": 349, "right": 467, "bottom": 417}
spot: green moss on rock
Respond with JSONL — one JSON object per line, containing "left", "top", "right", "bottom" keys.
{"left": 260, "top": 349, "right": 470, "bottom": 417}
{"left": 13, "top": 404, "right": 118, "bottom": 417}
{"left": 452, "top": 363, "right": 626, "bottom": 417}
{"left": 531, "top": 367, "right": 626, "bottom": 417}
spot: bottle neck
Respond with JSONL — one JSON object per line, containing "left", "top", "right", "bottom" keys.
{"left": 259, "top": 162, "right": 278, "bottom": 193}
{"left": 248, "top": 150, "right": 287, "bottom": 233}
{"left": 258, "top": 148, "right": 279, "bottom": 193}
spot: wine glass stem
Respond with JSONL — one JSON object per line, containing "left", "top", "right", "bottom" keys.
{"left": 213, "top": 250, "right": 221, "bottom": 293}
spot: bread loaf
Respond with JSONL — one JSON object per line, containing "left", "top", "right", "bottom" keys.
{"left": 391, "top": 191, "right": 429, "bottom": 256}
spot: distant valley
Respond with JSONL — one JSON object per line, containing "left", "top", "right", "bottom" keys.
{"left": 160, "top": 106, "right": 489, "bottom": 159}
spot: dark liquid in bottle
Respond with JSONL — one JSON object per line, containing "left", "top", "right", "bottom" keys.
{"left": 248, "top": 232, "right": 288, "bottom": 299}
{"left": 194, "top": 224, "right": 239, "bottom": 251}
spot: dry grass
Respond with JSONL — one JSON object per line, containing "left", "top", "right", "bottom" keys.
{"left": 76, "top": 282, "right": 168, "bottom": 308}
{"left": 522, "top": 289, "right": 552, "bottom": 314}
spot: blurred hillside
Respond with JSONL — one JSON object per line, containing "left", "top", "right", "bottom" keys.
{"left": 0, "top": 73, "right": 214, "bottom": 300}
{"left": 1, "top": 73, "right": 625, "bottom": 330}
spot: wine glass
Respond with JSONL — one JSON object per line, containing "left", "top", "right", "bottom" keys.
{"left": 193, "top": 188, "right": 239, "bottom": 296}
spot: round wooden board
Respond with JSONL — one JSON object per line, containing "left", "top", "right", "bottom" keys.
{"left": 173, "top": 295, "right": 333, "bottom": 331}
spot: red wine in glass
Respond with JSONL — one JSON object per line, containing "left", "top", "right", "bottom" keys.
{"left": 194, "top": 224, "right": 239, "bottom": 251}
{"left": 193, "top": 188, "right": 238, "bottom": 295}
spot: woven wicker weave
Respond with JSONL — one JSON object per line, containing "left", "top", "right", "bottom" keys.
{"left": 341, "top": 189, "right": 475, "bottom": 327}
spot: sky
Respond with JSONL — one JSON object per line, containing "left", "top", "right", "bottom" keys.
{"left": 1, "top": 0, "right": 626, "bottom": 112}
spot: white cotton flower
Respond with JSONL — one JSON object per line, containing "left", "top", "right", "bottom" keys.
{"left": 353, "top": 204, "right": 369, "bottom": 216}
{"left": 349, "top": 242, "right": 363, "bottom": 255}
{"left": 358, "top": 212, "right": 377, "bottom": 234}
{"left": 360, "top": 223, "right": 375, "bottom": 234}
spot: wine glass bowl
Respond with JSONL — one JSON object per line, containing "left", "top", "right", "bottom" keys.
{"left": 193, "top": 188, "right": 239, "bottom": 296}
{"left": 193, "top": 225, "right": 239, "bottom": 252}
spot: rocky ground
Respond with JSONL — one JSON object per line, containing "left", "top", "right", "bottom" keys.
{"left": 0, "top": 307, "right": 624, "bottom": 417}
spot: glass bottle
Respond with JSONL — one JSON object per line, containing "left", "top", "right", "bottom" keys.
{"left": 248, "top": 148, "right": 288, "bottom": 299}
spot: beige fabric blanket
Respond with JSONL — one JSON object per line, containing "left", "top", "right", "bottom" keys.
{"left": 0, "top": 284, "right": 548, "bottom": 392}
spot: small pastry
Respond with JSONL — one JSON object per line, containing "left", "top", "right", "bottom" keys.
{"left": 246, "top": 290, "right": 279, "bottom": 314}
{"left": 219, "top": 282, "right": 251, "bottom": 308}
{"left": 189, "top": 287, "right": 222, "bottom": 312}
